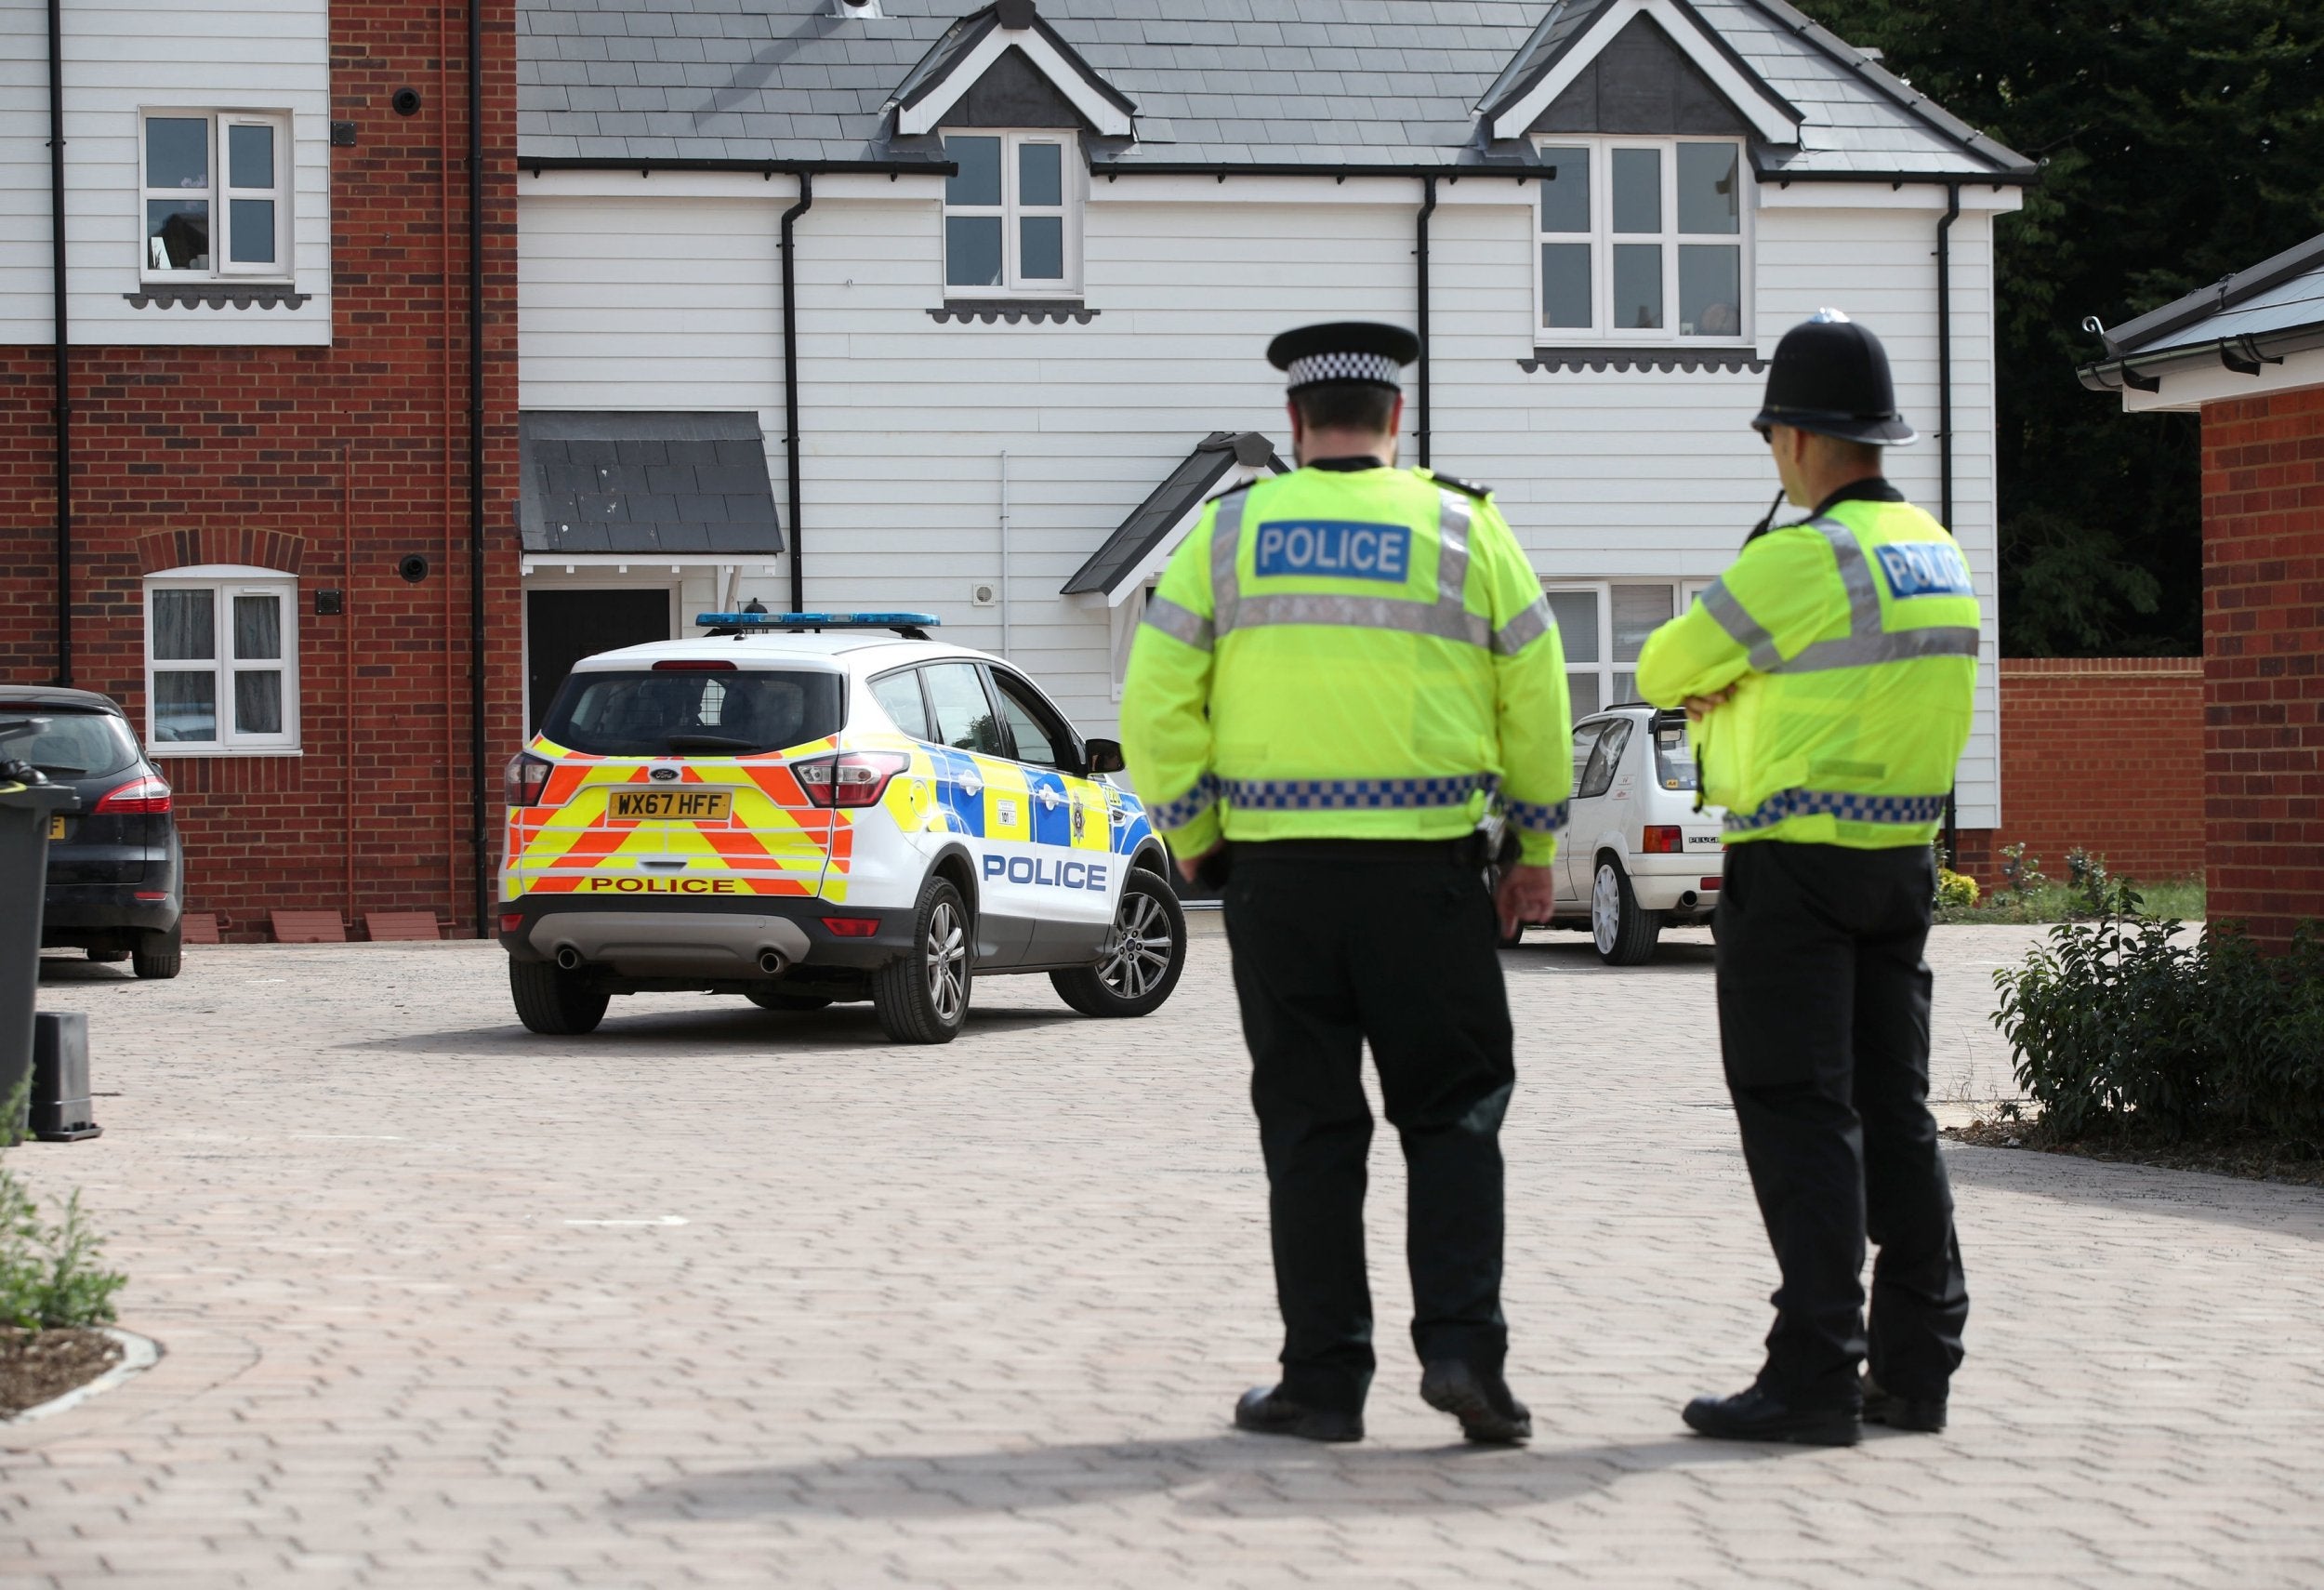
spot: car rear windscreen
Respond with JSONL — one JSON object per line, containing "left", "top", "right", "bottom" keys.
{"left": 0, "top": 710, "right": 141, "bottom": 780}
{"left": 542, "top": 669, "right": 845, "bottom": 758}
{"left": 1651, "top": 721, "right": 1698, "bottom": 791}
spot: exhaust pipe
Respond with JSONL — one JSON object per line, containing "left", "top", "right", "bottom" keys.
{"left": 555, "top": 946, "right": 583, "bottom": 971}
{"left": 758, "top": 949, "right": 786, "bottom": 976}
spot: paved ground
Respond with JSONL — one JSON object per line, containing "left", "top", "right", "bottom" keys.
{"left": 7, "top": 919, "right": 2323, "bottom": 1588}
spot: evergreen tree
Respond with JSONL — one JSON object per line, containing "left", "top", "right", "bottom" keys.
{"left": 1795, "top": 0, "right": 2324, "bottom": 655}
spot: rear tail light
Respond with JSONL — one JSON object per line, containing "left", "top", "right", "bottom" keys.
{"left": 94, "top": 775, "right": 172, "bottom": 815}
{"left": 793, "top": 751, "right": 909, "bottom": 809}
{"left": 499, "top": 912, "right": 525, "bottom": 934}
{"left": 821, "top": 916, "right": 880, "bottom": 937}
{"left": 1700, "top": 877, "right": 1723, "bottom": 891}
{"left": 505, "top": 752, "right": 554, "bottom": 807}
{"left": 1643, "top": 826, "right": 1684, "bottom": 854}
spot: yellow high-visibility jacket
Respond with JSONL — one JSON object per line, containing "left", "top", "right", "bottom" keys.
{"left": 1119, "top": 463, "right": 1574, "bottom": 866}
{"left": 1635, "top": 493, "right": 1981, "bottom": 849}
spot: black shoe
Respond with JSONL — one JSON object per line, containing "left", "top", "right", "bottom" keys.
{"left": 1419, "top": 1361, "right": 1533, "bottom": 1445}
{"left": 1862, "top": 1375, "right": 1948, "bottom": 1433}
{"left": 1682, "top": 1385, "right": 1862, "bottom": 1447}
{"left": 1233, "top": 1385, "right": 1364, "bottom": 1443}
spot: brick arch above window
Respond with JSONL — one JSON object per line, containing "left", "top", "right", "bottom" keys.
{"left": 138, "top": 528, "right": 306, "bottom": 577}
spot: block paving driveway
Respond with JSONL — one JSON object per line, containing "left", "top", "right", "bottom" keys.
{"left": 7, "top": 920, "right": 2324, "bottom": 1587}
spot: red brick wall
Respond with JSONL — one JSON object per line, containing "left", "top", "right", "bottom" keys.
{"left": 1, "top": 0, "right": 521, "bottom": 940}
{"left": 2202, "top": 386, "right": 2324, "bottom": 946}
{"left": 1993, "top": 658, "right": 2206, "bottom": 885}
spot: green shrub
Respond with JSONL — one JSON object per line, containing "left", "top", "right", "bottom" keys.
{"left": 1936, "top": 868, "right": 1980, "bottom": 908}
{"left": 1994, "top": 913, "right": 2324, "bottom": 1147}
{"left": 0, "top": 1079, "right": 126, "bottom": 1332}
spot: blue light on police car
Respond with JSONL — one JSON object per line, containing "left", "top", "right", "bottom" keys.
{"left": 695, "top": 611, "right": 943, "bottom": 629}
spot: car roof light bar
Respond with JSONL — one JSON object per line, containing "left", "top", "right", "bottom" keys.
{"left": 697, "top": 610, "right": 942, "bottom": 640}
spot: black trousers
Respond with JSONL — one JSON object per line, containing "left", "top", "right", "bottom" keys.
{"left": 1221, "top": 841, "right": 1515, "bottom": 1414}
{"left": 1714, "top": 841, "right": 1970, "bottom": 1409}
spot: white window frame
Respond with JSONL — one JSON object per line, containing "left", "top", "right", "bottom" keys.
{"left": 139, "top": 110, "right": 292, "bottom": 283}
{"left": 143, "top": 566, "right": 300, "bottom": 754}
{"left": 940, "top": 128, "right": 1082, "bottom": 298}
{"left": 1544, "top": 580, "right": 1710, "bottom": 718}
{"left": 1530, "top": 137, "right": 1750, "bottom": 345}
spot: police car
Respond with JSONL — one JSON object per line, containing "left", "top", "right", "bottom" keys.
{"left": 1504, "top": 704, "right": 1724, "bottom": 964}
{"left": 497, "top": 613, "right": 1184, "bottom": 1043}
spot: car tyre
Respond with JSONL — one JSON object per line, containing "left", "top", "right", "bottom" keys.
{"left": 509, "top": 957, "right": 610, "bottom": 1035}
{"left": 1051, "top": 869, "right": 1186, "bottom": 1017}
{"left": 873, "top": 875, "right": 971, "bottom": 1044}
{"left": 1591, "top": 857, "right": 1662, "bottom": 966}
{"left": 747, "top": 989, "right": 834, "bottom": 1013}
{"left": 131, "top": 928, "right": 182, "bottom": 981}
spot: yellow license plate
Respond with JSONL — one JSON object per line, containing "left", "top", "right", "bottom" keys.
{"left": 50, "top": 815, "right": 65, "bottom": 840}
{"left": 609, "top": 788, "right": 733, "bottom": 821}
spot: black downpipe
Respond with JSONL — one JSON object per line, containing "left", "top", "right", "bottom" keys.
{"left": 47, "top": 0, "right": 70, "bottom": 687}
{"left": 780, "top": 174, "right": 813, "bottom": 615}
{"left": 1936, "top": 180, "right": 1961, "bottom": 867}
{"left": 1415, "top": 175, "right": 1435, "bottom": 470}
{"left": 469, "top": 0, "right": 488, "bottom": 935}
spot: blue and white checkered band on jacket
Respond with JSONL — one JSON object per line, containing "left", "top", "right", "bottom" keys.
{"left": 1286, "top": 351, "right": 1404, "bottom": 391}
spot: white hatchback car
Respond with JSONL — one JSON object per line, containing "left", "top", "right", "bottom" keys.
{"left": 1506, "top": 704, "right": 1724, "bottom": 964}
{"left": 497, "top": 613, "right": 1183, "bottom": 1042}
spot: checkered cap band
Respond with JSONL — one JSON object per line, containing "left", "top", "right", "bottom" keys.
{"left": 1286, "top": 351, "right": 1405, "bottom": 391}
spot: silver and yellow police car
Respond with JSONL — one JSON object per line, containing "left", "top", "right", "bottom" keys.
{"left": 497, "top": 613, "right": 1182, "bottom": 1043}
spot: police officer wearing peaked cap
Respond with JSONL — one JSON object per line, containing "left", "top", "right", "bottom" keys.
{"left": 1637, "top": 311, "right": 1981, "bottom": 1446}
{"left": 1119, "top": 322, "right": 1575, "bottom": 1445}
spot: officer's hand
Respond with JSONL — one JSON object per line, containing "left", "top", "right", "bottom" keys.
{"left": 1685, "top": 687, "right": 1736, "bottom": 722}
{"left": 1178, "top": 842, "right": 1221, "bottom": 882}
{"left": 1496, "top": 864, "right": 1557, "bottom": 940}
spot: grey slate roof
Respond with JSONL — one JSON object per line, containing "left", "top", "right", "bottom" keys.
{"left": 1060, "top": 431, "right": 1284, "bottom": 596}
{"left": 2106, "top": 233, "right": 2324, "bottom": 359}
{"left": 519, "top": 412, "right": 784, "bottom": 557}
{"left": 518, "top": 0, "right": 2032, "bottom": 179}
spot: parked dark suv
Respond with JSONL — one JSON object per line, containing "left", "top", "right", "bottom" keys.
{"left": 0, "top": 685, "right": 183, "bottom": 979}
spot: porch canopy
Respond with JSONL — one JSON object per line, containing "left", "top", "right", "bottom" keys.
{"left": 518, "top": 412, "right": 783, "bottom": 557}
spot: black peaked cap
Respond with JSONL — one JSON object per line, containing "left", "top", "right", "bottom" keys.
{"left": 1268, "top": 321, "right": 1420, "bottom": 391}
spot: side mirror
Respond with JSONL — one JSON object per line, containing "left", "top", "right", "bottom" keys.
{"left": 1083, "top": 737, "right": 1126, "bottom": 775}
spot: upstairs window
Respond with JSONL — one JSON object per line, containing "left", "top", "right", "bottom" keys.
{"left": 144, "top": 567, "right": 299, "bottom": 753}
{"left": 1536, "top": 139, "right": 1746, "bottom": 342}
{"left": 942, "top": 131, "right": 1079, "bottom": 297}
{"left": 141, "top": 111, "right": 290, "bottom": 280}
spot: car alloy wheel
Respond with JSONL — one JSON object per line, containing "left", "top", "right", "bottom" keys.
{"left": 925, "top": 897, "right": 968, "bottom": 1025}
{"left": 1098, "top": 887, "right": 1173, "bottom": 1000}
{"left": 1591, "top": 861, "right": 1624, "bottom": 956}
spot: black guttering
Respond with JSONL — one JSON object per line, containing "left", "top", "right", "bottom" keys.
{"left": 2078, "top": 324, "right": 2324, "bottom": 395}
{"left": 47, "top": 0, "right": 69, "bottom": 687}
{"left": 520, "top": 157, "right": 950, "bottom": 177}
{"left": 780, "top": 173, "right": 812, "bottom": 616}
{"left": 469, "top": 0, "right": 488, "bottom": 937}
{"left": 1935, "top": 180, "right": 1960, "bottom": 868}
{"left": 2075, "top": 232, "right": 2324, "bottom": 393}
{"left": 1417, "top": 176, "right": 1436, "bottom": 470}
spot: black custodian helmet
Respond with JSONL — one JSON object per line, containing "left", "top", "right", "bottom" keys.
{"left": 1750, "top": 310, "right": 1918, "bottom": 445}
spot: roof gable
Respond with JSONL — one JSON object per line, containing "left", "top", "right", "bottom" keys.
{"left": 1484, "top": 0, "right": 1800, "bottom": 145}
{"left": 895, "top": 3, "right": 1133, "bottom": 139}
{"left": 1525, "top": 13, "right": 1751, "bottom": 137}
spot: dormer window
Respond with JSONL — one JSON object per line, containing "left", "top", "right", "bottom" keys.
{"left": 943, "top": 130, "right": 1079, "bottom": 297}
{"left": 1535, "top": 138, "right": 1747, "bottom": 342}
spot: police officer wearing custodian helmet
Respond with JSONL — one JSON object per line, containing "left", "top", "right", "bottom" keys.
{"left": 1637, "top": 311, "right": 1981, "bottom": 1446}
{"left": 1120, "top": 323, "right": 1574, "bottom": 1444}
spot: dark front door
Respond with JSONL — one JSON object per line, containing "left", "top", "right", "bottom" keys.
{"left": 526, "top": 589, "right": 672, "bottom": 732}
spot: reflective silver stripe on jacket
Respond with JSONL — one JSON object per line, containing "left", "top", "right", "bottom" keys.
{"left": 1209, "top": 486, "right": 1490, "bottom": 648}
{"left": 1140, "top": 593, "right": 1213, "bottom": 651}
{"left": 1492, "top": 595, "right": 1556, "bottom": 657}
{"left": 1700, "top": 580, "right": 1781, "bottom": 672}
{"left": 1723, "top": 788, "right": 1949, "bottom": 833}
{"left": 1741, "top": 516, "right": 1981, "bottom": 675}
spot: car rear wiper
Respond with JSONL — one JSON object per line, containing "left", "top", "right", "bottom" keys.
{"left": 662, "top": 734, "right": 759, "bottom": 752}
{"left": 33, "top": 764, "right": 87, "bottom": 776}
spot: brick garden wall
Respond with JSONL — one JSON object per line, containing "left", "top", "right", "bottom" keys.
{"left": 1, "top": 0, "right": 521, "bottom": 941}
{"left": 1994, "top": 657, "right": 2206, "bottom": 886}
{"left": 2202, "top": 386, "right": 2324, "bottom": 946}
